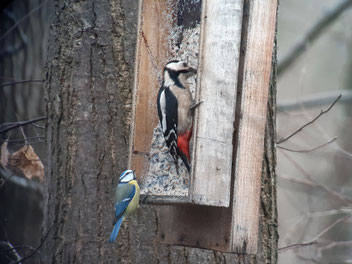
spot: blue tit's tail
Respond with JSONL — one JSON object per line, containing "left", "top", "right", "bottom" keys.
{"left": 109, "top": 217, "right": 124, "bottom": 243}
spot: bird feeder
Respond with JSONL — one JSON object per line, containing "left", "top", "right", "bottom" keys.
{"left": 128, "top": 0, "right": 277, "bottom": 254}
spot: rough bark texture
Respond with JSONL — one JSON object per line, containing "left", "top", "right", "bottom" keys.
{"left": 43, "top": 0, "right": 277, "bottom": 263}
{"left": 43, "top": 0, "right": 134, "bottom": 262}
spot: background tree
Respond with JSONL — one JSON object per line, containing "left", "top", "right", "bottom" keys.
{"left": 42, "top": 0, "right": 278, "bottom": 263}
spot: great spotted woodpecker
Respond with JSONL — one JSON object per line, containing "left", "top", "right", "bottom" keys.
{"left": 157, "top": 60, "right": 197, "bottom": 173}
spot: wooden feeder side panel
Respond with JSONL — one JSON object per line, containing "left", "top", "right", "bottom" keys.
{"left": 129, "top": 0, "right": 175, "bottom": 180}
{"left": 191, "top": 0, "right": 244, "bottom": 207}
{"left": 158, "top": 0, "right": 277, "bottom": 254}
{"left": 158, "top": 205, "right": 232, "bottom": 252}
{"left": 231, "top": 0, "right": 278, "bottom": 254}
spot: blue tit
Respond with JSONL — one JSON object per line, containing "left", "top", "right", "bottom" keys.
{"left": 109, "top": 169, "right": 140, "bottom": 243}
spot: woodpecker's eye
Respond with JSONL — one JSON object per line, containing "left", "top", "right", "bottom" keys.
{"left": 183, "top": 62, "right": 187, "bottom": 67}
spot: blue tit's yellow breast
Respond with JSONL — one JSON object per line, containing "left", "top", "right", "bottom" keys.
{"left": 124, "top": 180, "right": 140, "bottom": 217}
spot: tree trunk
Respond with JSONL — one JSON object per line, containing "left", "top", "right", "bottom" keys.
{"left": 43, "top": 0, "right": 278, "bottom": 263}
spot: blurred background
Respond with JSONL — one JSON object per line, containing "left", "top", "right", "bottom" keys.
{"left": 0, "top": 0, "right": 352, "bottom": 263}
{"left": 277, "top": 0, "right": 352, "bottom": 263}
{"left": 0, "top": 0, "right": 48, "bottom": 263}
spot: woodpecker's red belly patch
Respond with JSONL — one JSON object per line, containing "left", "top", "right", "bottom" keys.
{"left": 177, "top": 128, "right": 192, "bottom": 162}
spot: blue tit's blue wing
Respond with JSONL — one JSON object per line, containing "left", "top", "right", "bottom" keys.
{"left": 108, "top": 184, "right": 136, "bottom": 243}
{"left": 114, "top": 184, "right": 136, "bottom": 220}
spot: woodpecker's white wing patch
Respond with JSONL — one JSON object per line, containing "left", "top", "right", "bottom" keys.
{"left": 159, "top": 90, "right": 167, "bottom": 133}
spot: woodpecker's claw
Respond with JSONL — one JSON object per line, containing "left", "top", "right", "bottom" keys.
{"left": 190, "top": 100, "right": 203, "bottom": 110}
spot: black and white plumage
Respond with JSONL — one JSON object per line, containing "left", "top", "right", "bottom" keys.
{"left": 157, "top": 60, "right": 197, "bottom": 172}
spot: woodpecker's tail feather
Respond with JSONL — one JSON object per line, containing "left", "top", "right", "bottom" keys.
{"left": 177, "top": 150, "right": 190, "bottom": 173}
{"left": 109, "top": 216, "right": 123, "bottom": 243}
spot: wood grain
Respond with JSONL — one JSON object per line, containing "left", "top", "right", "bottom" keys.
{"left": 191, "top": 0, "right": 244, "bottom": 207}
{"left": 158, "top": 204, "right": 232, "bottom": 252}
{"left": 231, "top": 0, "right": 278, "bottom": 253}
{"left": 129, "top": 0, "right": 174, "bottom": 180}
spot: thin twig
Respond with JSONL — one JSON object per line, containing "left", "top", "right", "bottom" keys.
{"left": 277, "top": 95, "right": 341, "bottom": 144}
{"left": 277, "top": 89, "right": 352, "bottom": 111}
{"left": 0, "top": 244, "right": 39, "bottom": 254}
{"left": 317, "top": 240, "right": 352, "bottom": 256}
{"left": 31, "top": 122, "right": 45, "bottom": 129}
{"left": 6, "top": 136, "right": 45, "bottom": 143}
{"left": 14, "top": 224, "right": 54, "bottom": 264}
{"left": 279, "top": 153, "right": 352, "bottom": 205}
{"left": 281, "top": 205, "right": 352, "bottom": 243}
{"left": 0, "top": 9, "right": 29, "bottom": 57}
{"left": 278, "top": 0, "right": 352, "bottom": 76}
{"left": 0, "top": 116, "right": 46, "bottom": 135}
{"left": 19, "top": 126, "right": 28, "bottom": 146}
{"left": 0, "top": 173, "right": 14, "bottom": 190}
{"left": 279, "top": 215, "right": 351, "bottom": 251}
{"left": 279, "top": 174, "right": 352, "bottom": 205}
{"left": 277, "top": 137, "right": 337, "bottom": 153}
{"left": 0, "top": 0, "right": 48, "bottom": 41}
{"left": 296, "top": 255, "right": 320, "bottom": 264}
{"left": 0, "top": 79, "right": 44, "bottom": 88}
{"left": 9, "top": 140, "right": 46, "bottom": 148}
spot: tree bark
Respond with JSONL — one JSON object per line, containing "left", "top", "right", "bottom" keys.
{"left": 42, "top": 0, "right": 134, "bottom": 262}
{"left": 43, "top": 0, "right": 278, "bottom": 263}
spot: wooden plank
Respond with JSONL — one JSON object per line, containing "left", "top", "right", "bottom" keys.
{"left": 231, "top": 0, "right": 277, "bottom": 253}
{"left": 191, "top": 0, "right": 244, "bottom": 207}
{"left": 158, "top": 205, "right": 232, "bottom": 252}
{"left": 129, "top": 0, "right": 174, "bottom": 181}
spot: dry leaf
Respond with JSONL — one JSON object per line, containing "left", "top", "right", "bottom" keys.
{"left": 8, "top": 145, "right": 44, "bottom": 181}
{"left": 0, "top": 140, "right": 9, "bottom": 169}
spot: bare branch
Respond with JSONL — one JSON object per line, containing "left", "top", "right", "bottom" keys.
{"left": 277, "top": 137, "right": 337, "bottom": 153}
{"left": 0, "top": 116, "right": 46, "bottom": 135}
{"left": 279, "top": 152, "right": 352, "bottom": 205}
{"left": 0, "top": 0, "right": 48, "bottom": 41}
{"left": 278, "top": 89, "right": 352, "bottom": 112}
{"left": 278, "top": 0, "right": 352, "bottom": 76}
{"left": 0, "top": 173, "right": 14, "bottom": 190}
{"left": 0, "top": 244, "right": 39, "bottom": 254}
{"left": 0, "top": 9, "right": 29, "bottom": 57}
{"left": 277, "top": 95, "right": 341, "bottom": 144}
{"left": 14, "top": 224, "right": 54, "bottom": 264}
{"left": 279, "top": 215, "right": 352, "bottom": 252}
{"left": 6, "top": 136, "right": 45, "bottom": 144}
{"left": 281, "top": 205, "right": 352, "bottom": 243}
{"left": 31, "top": 122, "right": 45, "bottom": 129}
{"left": 0, "top": 79, "right": 44, "bottom": 88}
{"left": 9, "top": 140, "right": 46, "bottom": 148}
{"left": 317, "top": 240, "right": 352, "bottom": 257}
{"left": 279, "top": 241, "right": 316, "bottom": 252}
